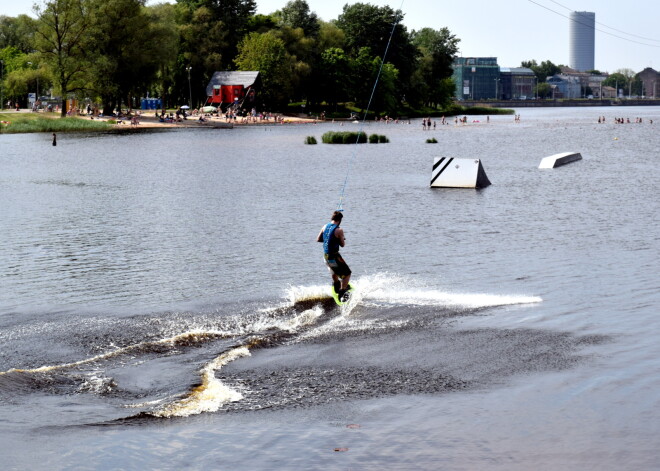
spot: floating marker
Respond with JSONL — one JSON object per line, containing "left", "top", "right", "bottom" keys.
{"left": 430, "top": 157, "right": 491, "bottom": 189}
{"left": 538, "top": 152, "right": 582, "bottom": 169}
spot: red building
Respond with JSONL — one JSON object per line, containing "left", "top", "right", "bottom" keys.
{"left": 205, "top": 71, "right": 260, "bottom": 109}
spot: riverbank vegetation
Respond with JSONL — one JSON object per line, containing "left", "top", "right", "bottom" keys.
{"left": 0, "top": 113, "right": 111, "bottom": 133}
{"left": 0, "top": 0, "right": 468, "bottom": 119}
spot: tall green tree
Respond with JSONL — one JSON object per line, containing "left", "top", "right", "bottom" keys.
{"left": 234, "top": 31, "right": 293, "bottom": 108}
{"left": 177, "top": 5, "right": 227, "bottom": 106}
{"left": 88, "top": 0, "right": 159, "bottom": 114}
{"left": 318, "top": 47, "right": 349, "bottom": 108}
{"left": 335, "top": 2, "right": 417, "bottom": 100}
{"left": 410, "top": 27, "right": 459, "bottom": 107}
{"left": 0, "top": 15, "right": 38, "bottom": 52}
{"left": 178, "top": 0, "right": 256, "bottom": 70}
{"left": 369, "top": 59, "right": 398, "bottom": 115}
{"left": 279, "top": 0, "right": 319, "bottom": 37}
{"left": 317, "top": 21, "right": 345, "bottom": 51}
{"left": 274, "top": 26, "right": 315, "bottom": 102}
{"left": 145, "top": 3, "right": 180, "bottom": 108}
{"left": 34, "top": 0, "right": 92, "bottom": 116}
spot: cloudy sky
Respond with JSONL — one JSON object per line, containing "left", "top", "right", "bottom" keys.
{"left": 6, "top": 0, "right": 660, "bottom": 73}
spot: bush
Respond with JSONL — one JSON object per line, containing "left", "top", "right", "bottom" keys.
{"left": 322, "top": 131, "right": 367, "bottom": 144}
{"left": 426, "top": 137, "right": 438, "bottom": 143}
{"left": 367, "top": 133, "right": 389, "bottom": 143}
{"left": 305, "top": 135, "right": 317, "bottom": 144}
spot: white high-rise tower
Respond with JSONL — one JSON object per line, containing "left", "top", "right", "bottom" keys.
{"left": 569, "top": 11, "right": 595, "bottom": 71}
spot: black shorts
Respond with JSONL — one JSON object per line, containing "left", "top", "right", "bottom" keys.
{"left": 324, "top": 253, "right": 351, "bottom": 277}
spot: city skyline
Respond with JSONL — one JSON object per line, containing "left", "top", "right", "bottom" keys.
{"left": 4, "top": 0, "right": 659, "bottom": 73}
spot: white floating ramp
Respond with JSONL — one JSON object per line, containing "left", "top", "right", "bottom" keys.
{"left": 538, "top": 152, "right": 582, "bottom": 169}
{"left": 430, "top": 158, "right": 491, "bottom": 189}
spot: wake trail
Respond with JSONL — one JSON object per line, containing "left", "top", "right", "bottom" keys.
{"left": 2, "top": 273, "right": 541, "bottom": 419}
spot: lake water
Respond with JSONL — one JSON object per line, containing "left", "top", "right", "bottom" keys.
{"left": 1, "top": 106, "right": 659, "bottom": 470}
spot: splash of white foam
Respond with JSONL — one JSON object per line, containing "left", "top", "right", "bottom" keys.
{"left": 284, "top": 284, "right": 330, "bottom": 305}
{"left": 335, "top": 273, "right": 542, "bottom": 309}
{"left": 366, "top": 288, "right": 542, "bottom": 308}
{"left": 150, "top": 346, "right": 250, "bottom": 418}
{"left": 77, "top": 371, "right": 116, "bottom": 395}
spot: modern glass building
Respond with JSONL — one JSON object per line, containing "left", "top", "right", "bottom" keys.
{"left": 569, "top": 11, "right": 595, "bottom": 72}
{"left": 452, "top": 57, "right": 500, "bottom": 100}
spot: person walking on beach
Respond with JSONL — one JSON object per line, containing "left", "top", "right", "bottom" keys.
{"left": 317, "top": 211, "right": 351, "bottom": 299}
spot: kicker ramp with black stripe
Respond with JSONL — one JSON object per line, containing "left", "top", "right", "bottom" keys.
{"left": 430, "top": 157, "right": 491, "bottom": 188}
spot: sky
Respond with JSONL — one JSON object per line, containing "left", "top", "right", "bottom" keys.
{"left": 5, "top": 0, "right": 660, "bottom": 73}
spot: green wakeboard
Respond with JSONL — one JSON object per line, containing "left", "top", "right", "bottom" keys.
{"left": 331, "top": 283, "right": 355, "bottom": 306}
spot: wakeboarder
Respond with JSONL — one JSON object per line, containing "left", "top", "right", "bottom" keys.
{"left": 317, "top": 211, "right": 352, "bottom": 302}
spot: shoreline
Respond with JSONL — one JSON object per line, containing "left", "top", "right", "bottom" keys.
{"left": 0, "top": 109, "right": 322, "bottom": 134}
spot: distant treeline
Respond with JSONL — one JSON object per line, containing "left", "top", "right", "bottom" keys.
{"left": 0, "top": 0, "right": 460, "bottom": 117}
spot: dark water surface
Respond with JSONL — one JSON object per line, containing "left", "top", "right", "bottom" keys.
{"left": 1, "top": 107, "right": 659, "bottom": 469}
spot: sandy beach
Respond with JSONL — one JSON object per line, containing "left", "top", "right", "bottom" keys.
{"left": 100, "top": 112, "right": 320, "bottom": 129}
{"left": 0, "top": 108, "right": 321, "bottom": 131}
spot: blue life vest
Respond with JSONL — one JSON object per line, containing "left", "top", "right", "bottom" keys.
{"left": 322, "top": 223, "right": 340, "bottom": 254}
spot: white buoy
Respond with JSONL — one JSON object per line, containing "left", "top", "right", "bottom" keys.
{"left": 430, "top": 157, "right": 491, "bottom": 189}
{"left": 538, "top": 152, "right": 582, "bottom": 169}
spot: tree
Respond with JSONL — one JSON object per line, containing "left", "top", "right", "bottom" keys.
{"left": 369, "top": 59, "right": 398, "bottom": 115}
{"left": 603, "top": 71, "right": 632, "bottom": 96}
{"left": 349, "top": 47, "right": 376, "bottom": 108}
{"left": 247, "top": 14, "right": 278, "bottom": 34}
{"left": 279, "top": 0, "right": 319, "bottom": 37}
{"left": 336, "top": 3, "right": 417, "bottom": 101}
{"left": 145, "top": 3, "right": 180, "bottom": 108}
{"left": 0, "top": 15, "right": 38, "bottom": 53}
{"left": 34, "top": 0, "right": 92, "bottom": 117}
{"left": 521, "top": 59, "right": 560, "bottom": 82}
{"left": 609, "top": 68, "right": 639, "bottom": 96}
{"left": 602, "top": 72, "right": 627, "bottom": 88}
{"left": 87, "top": 0, "right": 161, "bottom": 114}
{"left": 410, "top": 27, "right": 460, "bottom": 107}
{"left": 177, "top": 6, "right": 227, "bottom": 107}
{"left": 181, "top": 0, "right": 257, "bottom": 70}
{"left": 234, "top": 31, "right": 293, "bottom": 108}
{"left": 318, "top": 47, "right": 349, "bottom": 108}
{"left": 273, "top": 26, "right": 314, "bottom": 102}
{"left": 317, "top": 21, "right": 345, "bottom": 51}
{"left": 535, "top": 82, "right": 552, "bottom": 99}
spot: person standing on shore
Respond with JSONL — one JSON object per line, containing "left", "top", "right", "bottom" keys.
{"left": 316, "top": 211, "right": 352, "bottom": 299}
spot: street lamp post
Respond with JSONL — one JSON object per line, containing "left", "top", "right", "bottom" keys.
{"left": 1, "top": 59, "right": 4, "bottom": 110}
{"left": 27, "top": 61, "right": 32, "bottom": 109}
{"left": 494, "top": 78, "right": 499, "bottom": 100}
{"left": 27, "top": 61, "right": 39, "bottom": 109}
{"left": 186, "top": 66, "right": 192, "bottom": 109}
